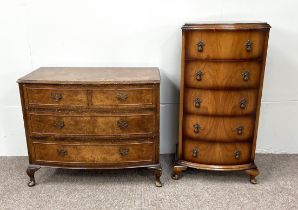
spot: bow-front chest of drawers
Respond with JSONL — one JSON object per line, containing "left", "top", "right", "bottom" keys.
{"left": 18, "top": 67, "right": 162, "bottom": 187}
{"left": 172, "top": 23, "right": 270, "bottom": 183}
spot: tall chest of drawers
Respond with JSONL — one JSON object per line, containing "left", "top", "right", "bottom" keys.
{"left": 172, "top": 23, "right": 270, "bottom": 183}
{"left": 18, "top": 67, "right": 162, "bottom": 187}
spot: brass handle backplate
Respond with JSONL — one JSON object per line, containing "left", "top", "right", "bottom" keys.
{"left": 194, "top": 98, "right": 202, "bottom": 108}
{"left": 57, "top": 148, "right": 68, "bottom": 157}
{"left": 235, "top": 150, "right": 241, "bottom": 160}
{"left": 236, "top": 126, "right": 244, "bottom": 135}
{"left": 197, "top": 41, "right": 205, "bottom": 52}
{"left": 245, "top": 40, "right": 253, "bottom": 52}
{"left": 242, "top": 71, "right": 250, "bottom": 81}
{"left": 117, "top": 120, "right": 128, "bottom": 129}
{"left": 54, "top": 121, "right": 64, "bottom": 129}
{"left": 192, "top": 148, "right": 199, "bottom": 157}
{"left": 116, "top": 92, "right": 128, "bottom": 101}
{"left": 240, "top": 98, "right": 248, "bottom": 109}
{"left": 195, "top": 70, "right": 204, "bottom": 81}
{"left": 193, "top": 123, "right": 200, "bottom": 133}
{"left": 51, "top": 92, "right": 63, "bottom": 101}
{"left": 119, "top": 148, "right": 129, "bottom": 156}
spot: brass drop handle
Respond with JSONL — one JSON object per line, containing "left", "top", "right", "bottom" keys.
{"left": 51, "top": 92, "right": 63, "bottom": 101}
{"left": 57, "top": 148, "right": 68, "bottom": 157}
{"left": 195, "top": 70, "right": 204, "bottom": 81}
{"left": 242, "top": 71, "right": 250, "bottom": 81}
{"left": 192, "top": 148, "right": 199, "bottom": 157}
{"left": 236, "top": 126, "right": 244, "bottom": 135}
{"left": 117, "top": 119, "right": 128, "bottom": 129}
{"left": 235, "top": 150, "right": 241, "bottom": 160}
{"left": 197, "top": 40, "right": 205, "bottom": 52}
{"left": 240, "top": 98, "right": 248, "bottom": 109}
{"left": 116, "top": 92, "right": 128, "bottom": 101}
{"left": 245, "top": 40, "right": 253, "bottom": 52}
{"left": 54, "top": 121, "right": 64, "bottom": 129}
{"left": 194, "top": 98, "right": 202, "bottom": 108}
{"left": 193, "top": 123, "right": 201, "bottom": 133}
{"left": 119, "top": 148, "right": 129, "bottom": 156}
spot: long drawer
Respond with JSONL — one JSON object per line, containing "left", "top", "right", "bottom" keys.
{"left": 185, "top": 61, "right": 261, "bottom": 89}
{"left": 183, "top": 140, "right": 251, "bottom": 165}
{"left": 185, "top": 30, "right": 266, "bottom": 59}
{"left": 32, "top": 141, "right": 156, "bottom": 166}
{"left": 183, "top": 115, "right": 254, "bottom": 142}
{"left": 29, "top": 113, "right": 155, "bottom": 136}
{"left": 184, "top": 88, "right": 258, "bottom": 116}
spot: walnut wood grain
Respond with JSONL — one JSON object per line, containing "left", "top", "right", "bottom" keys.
{"left": 185, "top": 30, "right": 266, "bottom": 60}
{"left": 185, "top": 61, "right": 261, "bottom": 89}
{"left": 183, "top": 115, "right": 254, "bottom": 142}
{"left": 29, "top": 113, "right": 155, "bottom": 136}
{"left": 184, "top": 88, "right": 258, "bottom": 115}
{"left": 183, "top": 140, "right": 252, "bottom": 165}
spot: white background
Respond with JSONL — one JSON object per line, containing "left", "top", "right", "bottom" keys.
{"left": 1, "top": 0, "right": 298, "bottom": 155}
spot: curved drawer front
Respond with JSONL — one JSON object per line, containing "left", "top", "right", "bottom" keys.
{"left": 184, "top": 88, "right": 258, "bottom": 115}
{"left": 26, "top": 87, "right": 88, "bottom": 107}
{"left": 33, "top": 141, "right": 155, "bottom": 166}
{"left": 30, "top": 114, "right": 155, "bottom": 136}
{"left": 183, "top": 140, "right": 251, "bottom": 165}
{"left": 185, "top": 61, "right": 261, "bottom": 89}
{"left": 185, "top": 30, "right": 266, "bottom": 59}
{"left": 91, "top": 88, "right": 154, "bottom": 107}
{"left": 183, "top": 115, "right": 254, "bottom": 142}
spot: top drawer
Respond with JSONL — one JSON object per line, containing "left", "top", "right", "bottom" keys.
{"left": 185, "top": 30, "right": 266, "bottom": 60}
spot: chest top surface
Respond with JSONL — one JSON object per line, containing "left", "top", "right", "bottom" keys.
{"left": 17, "top": 67, "right": 160, "bottom": 84}
{"left": 182, "top": 22, "right": 271, "bottom": 30}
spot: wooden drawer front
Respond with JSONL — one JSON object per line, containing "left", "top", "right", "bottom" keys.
{"left": 91, "top": 88, "right": 154, "bottom": 107}
{"left": 26, "top": 87, "right": 88, "bottom": 107}
{"left": 183, "top": 115, "right": 254, "bottom": 142}
{"left": 33, "top": 142, "right": 155, "bottom": 165}
{"left": 185, "top": 61, "right": 261, "bottom": 89}
{"left": 30, "top": 114, "right": 155, "bottom": 136}
{"left": 184, "top": 88, "right": 258, "bottom": 115}
{"left": 185, "top": 30, "right": 266, "bottom": 59}
{"left": 183, "top": 140, "right": 251, "bottom": 165}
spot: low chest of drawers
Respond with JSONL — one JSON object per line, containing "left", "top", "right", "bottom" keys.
{"left": 172, "top": 22, "right": 270, "bottom": 183}
{"left": 18, "top": 67, "right": 162, "bottom": 187}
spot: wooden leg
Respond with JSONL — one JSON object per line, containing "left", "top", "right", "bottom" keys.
{"left": 245, "top": 166, "right": 260, "bottom": 184}
{"left": 26, "top": 165, "right": 40, "bottom": 187}
{"left": 172, "top": 165, "right": 187, "bottom": 180}
{"left": 148, "top": 164, "right": 162, "bottom": 187}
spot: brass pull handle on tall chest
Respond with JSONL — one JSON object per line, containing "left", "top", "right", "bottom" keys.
{"left": 116, "top": 92, "right": 128, "bottom": 101}
{"left": 240, "top": 99, "right": 248, "bottom": 109}
{"left": 57, "top": 148, "right": 68, "bottom": 157}
{"left": 54, "top": 121, "right": 65, "bottom": 129}
{"left": 196, "top": 41, "right": 205, "bottom": 52}
{"left": 194, "top": 98, "right": 202, "bottom": 108}
{"left": 242, "top": 71, "right": 250, "bottom": 81}
{"left": 51, "top": 92, "right": 63, "bottom": 101}
{"left": 192, "top": 148, "right": 199, "bottom": 157}
{"left": 193, "top": 123, "right": 201, "bottom": 133}
{"left": 195, "top": 70, "right": 204, "bottom": 81}
{"left": 119, "top": 148, "right": 129, "bottom": 156}
{"left": 234, "top": 150, "right": 241, "bottom": 160}
{"left": 117, "top": 120, "right": 128, "bottom": 129}
{"left": 236, "top": 126, "right": 244, "bottom": 135}
{"left": 245, "top": 40, "right": 253, "bottom": 52}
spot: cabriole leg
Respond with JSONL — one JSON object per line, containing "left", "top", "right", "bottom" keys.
{"left": 172, "top": 165, "right": 187, "bottom": 180}
{"left": 26, "top": 165, "right": 40, "bottom": 187}
{"left": 245, "top": 166, "right": 260, "bottom": 184}
{"left": 148, "top": 165, "right": 162, "bottom": 187}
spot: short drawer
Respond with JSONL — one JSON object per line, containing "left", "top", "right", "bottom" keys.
{"left": 26, "top": 86, "right": 88, "bottom": 107}
{"left": 32, "top": 141, "right": 155, "bottom": 166}
{"left": 29, "top": 113, "right": 155, "bottom": 136}
{"left": 183, "top": 115, "right": 254, "bottom": 142}
{"left": 185, "top": 30, "right": 266, "bottom": 59}
{"left": 184, "top": 88, "right": 258, "bottom": 115}
{"left": 91, "top": 87, "right": 155, "bottom": 107}
{"left": 185, "top": 61, "right": 261, "bottom": 89}
{"left": 183, "top": 140, "right": 251, "bottom": 165}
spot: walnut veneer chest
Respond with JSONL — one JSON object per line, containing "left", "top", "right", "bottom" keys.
{"left": 18, "top": 67, "right": 162, "bottom": 187}
{"left": 172, "top": 22, "right": 270, "bottom": 183}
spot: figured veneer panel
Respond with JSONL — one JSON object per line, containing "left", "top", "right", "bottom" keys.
{"left": 183, "top": 115, "right": 254, "bottom": 142}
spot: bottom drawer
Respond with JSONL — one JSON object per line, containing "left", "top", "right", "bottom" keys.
{"left": 32, "top": 141, "right": 156, "bottom": 167}
{"left": 183, "top": 140, "right": 251, "bottom": 165}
